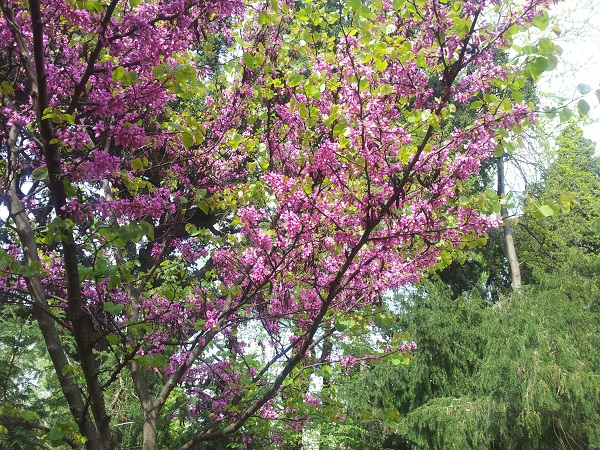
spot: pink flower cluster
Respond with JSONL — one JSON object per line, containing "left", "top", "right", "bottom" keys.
{"left": 0, "top": 0, "right": 557, "bottom": 444}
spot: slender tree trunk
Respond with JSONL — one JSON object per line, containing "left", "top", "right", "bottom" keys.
{"left": 142, "top": 412, "right": 159, "bottom": 450}
{"left": 317, "top": 327, "right": 334, "bottom": 450}
{"left": 6, "top": 124, "right": 102, "bottom": 449}
{"left": 498, "top": 156, "right": 522, "bottom": 291}
{"left": 27, "top": 0, "right": 113, "bottom": 444}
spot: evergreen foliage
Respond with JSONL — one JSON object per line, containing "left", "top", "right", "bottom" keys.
{"left": 325, "top": 256, "right": 600, "bottom": 449}
{"left": 519, "top": 124, "right": 600, "bottom": 275}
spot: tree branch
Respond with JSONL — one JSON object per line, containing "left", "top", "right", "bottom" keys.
{"left": 5, "top": 124, "right": 100, "bottom": 448}
{"left": 28, "top": 0, "right": 112, "bottom": 445}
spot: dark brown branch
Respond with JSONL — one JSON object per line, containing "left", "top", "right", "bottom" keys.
{"left": 5, "top": 123, "right": 100, "bottom": 448}
{"left": 28, "top": 0, "right": 113, "bottom": 446}
{"left": 66, "top": 0, "right": 121, "bottom": 115}
{"left": 0, "top": 0, "right": 38, "bottom": 92}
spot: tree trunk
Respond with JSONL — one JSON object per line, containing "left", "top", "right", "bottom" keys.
{"left": 6, "top": 124, "right": 102, "bottom": 448}
{"left": 142, "top": 412, "right": 158, "bottom": 450}
{"left": 27, "top": 0, "right": 113, "bottom": 444}
{"left": 498, "top": 156, "right": 522, "bottom": 291}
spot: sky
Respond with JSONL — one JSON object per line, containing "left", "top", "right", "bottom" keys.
{"left": 538, "top": 0, "right": 600, "bottom": 144}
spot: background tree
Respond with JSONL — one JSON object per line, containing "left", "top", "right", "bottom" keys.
{"left": 519, "top": 124, "right": 600, "bottom": 276}
{"left": 321, "top": 257, "right": 600, "bottom": 449}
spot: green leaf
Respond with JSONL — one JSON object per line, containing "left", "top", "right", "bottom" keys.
{"left": 532, "top": 12, "right": 549, "bottom": 31}
{"left": 21, "top": 410, "right": 38, "bottom": 421}
{"left": 558, "top": 194, "right": 576, "bottom": 212}
{"left": 139, "top": 221, "right": 154, "bottom": 240}
{"left": 104, "top": 301, "right": 124, "bottom": 315}
{"left": 334, "top": 321, "right": 347, "bottom": 332}
{"left": 131, "top": 158, "right": 144, "bottom": 170}
{"left": 392, "top": 0, "right": 405, "bottom": 10}
{"left": 198, "top": 200, "right": 210, "bottom": 215}
{"left": 577, "top": 99, "right": 590, "bottom": 116}
{"left": 181, "top": 132, "right": 194, "bottom": 148}
{"left": 106, "top": 333, "right": 120, "bottom": 345}
{"left": 326, "top": 12, "right": 340, "bottom": 24}
{"left": 544, "top": 107, "right": 557, "bottom": 119}
{"left": 576, "top": 83, "right": 591, "bottom": 95}
{"left": 559, "top": 107, "right": 573, "bottom": 122}
{"left": 258, "top": 12, "right": 269, "bottom": 25}
{"left": 499, "top": 98, "right": 513, "bottom": 112}
{"left": 538, "top": 204, "right": 554, "bottom": 217}
{"left": 47, "top": 426, "right": 65, "bottom": 443}
{"left": 298, "top": 104, "right": 309, "bottom": 119}
{"left": 136, "top": 355, "right": 154, "bottom": 368}
{"left": 527, "top": 57, "right": 548, "bottom": 79}
{"left": 20, "top": 261, "right": 41, "bottom": 277}
{"left": 185, "top": 223, "right": 200, "bottom": 236}
{"left": 130, "top": 0, "right": 142, "bottom": 7}
{"left": 288, "top": 73, "right": 303, "bottom": 87}
{"left": 333, "top": 121, "right": 346, "bottom": 137}
{"left": 511, "top": 91, "right": 524, "bottom": 103}
{"left": 108, "top": 272, "right": 121, "bottom": 289}
{"left": 375, "top": 58, "right": 388, "bottom": 71}
{"left": 552, "top": 23, "right": 561, "bottom": 36}
{"left": 32, "top": 167, "right": 49, "bottom": 181}
{"left": 1, "top": 80, "right": 15, "bottom": 95}
{"left": 546, "top": 54, "right": 558, "bottom": 71}
{"left": 378, "top": 83, "right": 394, "bottom": 96}
{"left": 63, "top": 113, "right": 75, "bottom": 125}
{"left": 112, "top": 66, "right": 126, "bottom": 82}
{"left": 152, "top": 65, "right": 165, "bottom": 77}
{"left": 347, "top": 0, "right": 361, "bottom": 11}
{"left": 243, "top": 52, "right": 255, "bottom": 68}
{"left": 470, "top": 100, "right": 483, "bottom": 110}
{"left": 537, "top": 37, "right": 555, "bottom": 55}
{"left": 154, "top": 354, "right": 168, "bottom": 368}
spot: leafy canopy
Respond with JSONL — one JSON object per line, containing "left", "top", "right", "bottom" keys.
{"left": 0, "top": 0, "right": 557, "bottom": 447}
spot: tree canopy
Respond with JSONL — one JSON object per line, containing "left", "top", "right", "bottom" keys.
{"left": 0, "top": 0, "right": 561, "bottom": 448}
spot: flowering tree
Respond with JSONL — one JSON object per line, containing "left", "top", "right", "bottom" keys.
{"left": 0, "top": 0, "right": 555, "bottom": 448}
